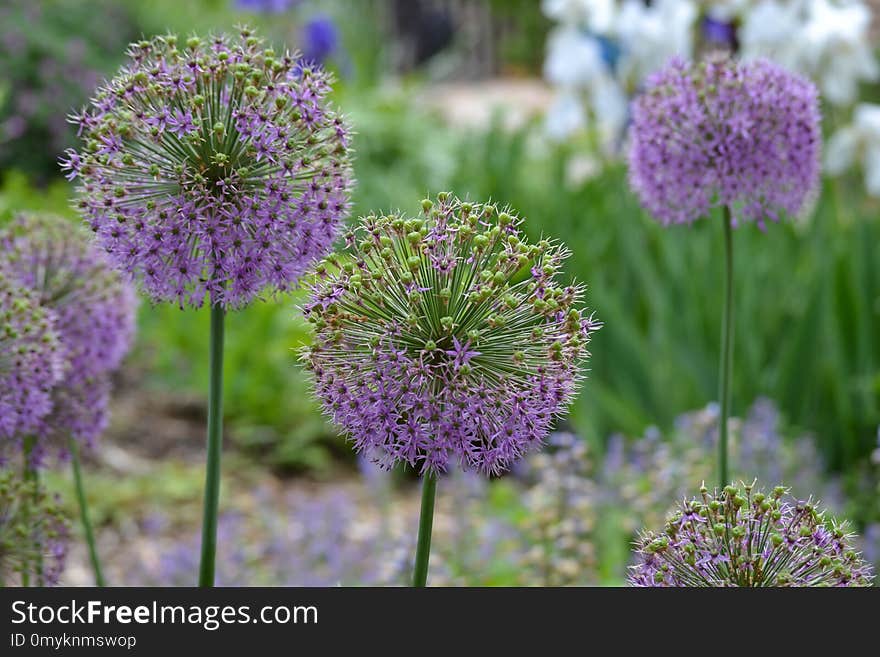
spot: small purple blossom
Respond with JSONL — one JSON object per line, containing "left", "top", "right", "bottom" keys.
{"left": 627, "top": 55, "right": 821, "bottom": 227}
{"left": 0, "top": 270, "right": 64, "bottom": 446}
{"left": 0, "top": 213, "right": 136, "bottom": 464}
{"left": 64, "top": 28, "right": 353, "bottom": 309}
{"left": 303, "top": 194, "right": 600, "bottom": 476}
{"left": 629, "top": 482, "right": 874, "bottom": 587}
{"left": 444, "top": 337, "right": 480, "bottom": 371}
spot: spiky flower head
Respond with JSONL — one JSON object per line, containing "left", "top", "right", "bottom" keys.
{"left": 627, "top": 55, "right": 821, "bottom": 227}
{"left": 629, "top": 481, "right": 874, "bottom": 587}
{"left": 0, "top": 270, "right": 64, "bottom": 444}
{"left": 302, "top": 194, "right": 600, "bottom": 476}
{"left": 0, "top": 214, "right": 136, "bottom": 464}
{"left": 61, "top": 27, "right": 353, "bottom": 309}
{"left": 0, "top": 469, "right": 69, "bottom": 586}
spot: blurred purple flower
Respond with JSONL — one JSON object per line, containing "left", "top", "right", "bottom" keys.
{"left": 0, "top": 271, "right": 63, "bottom": 446}
{"left": 301, "top": 15, "right": 339, "bottom": 65}
{"left": 701, "top": 16, "right": 737, "bottom": 51}
{"left": 1, "top": 213, "right": 136, "bottom": 465}
{"left": 628, "top": 55, "right": 821, "bottom": 227}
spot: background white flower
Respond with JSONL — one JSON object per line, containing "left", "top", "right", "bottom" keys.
{"left": 799, "top": 0, "right": 878, "bottom": 106}
{"left": 614, "top": 0, "right": 697, "bottom": 92}
{"left": 542, "top": 0, "right": 618, "bottom": 32}
{"left": 738, "top": 0, "right": 804, "bottom": 71}
{"left": 826, "top": 104, "right": 880, "bottom": 196}
{"left": 740, "top": 0, "right": 878, "bottom": 106}
{"left": 544, "top": 25, "right": 608, "bottom": 88}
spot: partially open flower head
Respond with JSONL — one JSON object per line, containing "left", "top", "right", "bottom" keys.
{"left": 303, "top": 194, "right": 600, "bottom": 475}
{"left": 1, "top": 213, "right": 136, "bottom": 463}
{"left": 0, "top": 267, "right": 64, "bottom": 446}
{"left": 0, "top": 270, "right": 64, "bottom": 444}
{"left": 628, "top": 55, "right": 821, "bottom": 227}
{"left": 62, "top": 27, "right": 353, "bottom": 309}
{"left": 2, "top": 213, "right": 136, "bottom": 382}
{"left": 629, "top": 481, "right": 874, "bottom": 587}
{"left": 0, "top": 469, "right": 69, "bottom": 586}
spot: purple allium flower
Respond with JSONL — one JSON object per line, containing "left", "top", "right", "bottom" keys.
{"left": 301, "top": 16, "right": 339, "bottom": 66}
{"left": 0, "top": 270, "right": 64, "bottom": 445}
{"left": 62, "top": 28, "right": 353, "bottom": 309}
{"left": 627, "top": 55, "right": 821, "bottom": 227}
{"left": 0, "top": 469, "right": 70, "bottom": 586}
{"left": 302, "top": 194, "right": 600, "bottom": 476}
{"left": 629, "top": 482, "right": 874, "bottom": 587}
{"left": 0, "top": 214, "right": 136, "bottom": 463}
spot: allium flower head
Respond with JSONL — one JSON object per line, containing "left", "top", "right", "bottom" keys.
{"left": 302, "top": 194, "right": 600, "bottom": 475}
{"left": 2, "top": 214, "right": 136, "bottom": 381}
{"left": 0, "top": 270, "right": 64, "bottom": 443}
{"left": 628, "top": 55, "right": 821, "bottom": 227}
{"left": 0, "top": 469, "right": 70, "bottom": 586}
{"left": 62, "top": 27, "right": 353, "bottom": 309}
{"left": 629, "top": 482, "right": 874, "bottom": 587}
{"left": 0, "top": 213, "right": 137, "bottom": 462}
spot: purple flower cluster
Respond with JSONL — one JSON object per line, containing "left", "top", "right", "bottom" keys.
{"left": 62, "top": 28, "right": 353, "bottom": 309}
{"left": 627, "top": 55, "right": 821, "bottom": 227}
{"left": 303, "top": 194, "right": 600, "bottom": 475}
{"left": 0, "top": 214, "right": 137, "bottom": 464}
{"left": 0, "top": 271, "right": 64, "bottom": 446}
{"left": 629, "top": 482, "right": 874, "bottom": 587}
{"left": 0, "top": 469, "right": 69, "bottom": 586}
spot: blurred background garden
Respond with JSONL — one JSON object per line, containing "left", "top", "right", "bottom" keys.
{"left": 2, "top": 0, "right": 879, "bottom": 585}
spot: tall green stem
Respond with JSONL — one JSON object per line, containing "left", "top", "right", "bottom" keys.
{"left": 198, "top": 303, "right": 225, "bottom": 587}
{"left": 412, "top": 472, "right": 437, "bottom": 587}
{"left": 718, "top": 205, "right": 734, "bottom": 489}
{"left": 69, "top": 437, "right": 106, "bottom": 586}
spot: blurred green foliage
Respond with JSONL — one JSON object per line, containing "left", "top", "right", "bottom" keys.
{"left": 0, "top": 0, "right": 138, "bottom": 182}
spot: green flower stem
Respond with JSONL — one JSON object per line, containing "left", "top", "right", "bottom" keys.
{"left": 198, "top": 303, "right": 225, "bottom": 587}
{"left": 412, "top": 472, "right": 438, "bottom": 587}
{"left": 69, "top": 437, "right": 106, "bottom": 586}
{"left": 718, "top": 205, "right": 735, "bottom": 489}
